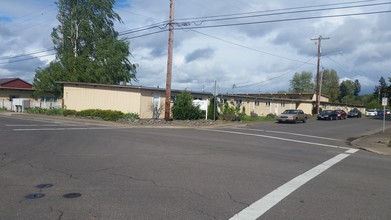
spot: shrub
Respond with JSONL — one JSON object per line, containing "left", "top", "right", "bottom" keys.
{"left": 76, "top": 109, "right": 126, "bottom": 121}
{"left": 220, "top": 101, "right": 246, "bottom": 121}
{"left": 25, "top": 108, "right": 63, "bottom": 115}
{"left": 124, "top": 112, "right": 140, "bottom": 120}
{"left": 63, "top": 109, "right": 77, "bottom": 116}
{"left": 172, "top": 91, "right": 202, "bottom": 120}
{"left": 266, "top": 113, "right": 276, "bottom": 118}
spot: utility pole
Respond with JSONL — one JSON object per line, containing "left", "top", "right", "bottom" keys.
{"left": 165, "top": 0, "right": 175, "bottom": 121}
{"left": 311, "top": 35, "right": 329, "bottom": 114}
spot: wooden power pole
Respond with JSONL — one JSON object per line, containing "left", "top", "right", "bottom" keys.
{"left": 165, "top": 0, "right": 175, "bottom": 121}
{"left": 311, "top": 35, "right": 329, "bottom": 114}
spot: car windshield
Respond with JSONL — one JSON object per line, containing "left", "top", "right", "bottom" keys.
{"left": 283, "top": 110, "right": 297, "bottom": 114}
{"left": 321, "top": 110, "right": 333, "bottom": 114}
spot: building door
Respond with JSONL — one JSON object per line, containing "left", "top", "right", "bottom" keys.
{"left": 152, "top": 95, "right": 161, "bottom": 119}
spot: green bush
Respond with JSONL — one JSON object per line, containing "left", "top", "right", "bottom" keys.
{"left": 63, "top": 109, "right": 77, "bottom": 116}
{"left": 0, "top": 107, "right": 7, "bottom": 111}
{"left": 25, "top": 108, "right": 139, "bottom": 121}
{"left": 220, "top": 102, "right": 246, "bottom": 121}
{"left": 76, "top": 109, "right": 125, "bottom": 121}
{"left": 172, "top": 91, "right": 203, "bottom": 120}
{"left": 25, "top": 108, "right": 63, "bottom": 115}
{"left": 124, "top": 112, "right": 140, "bottom": 120}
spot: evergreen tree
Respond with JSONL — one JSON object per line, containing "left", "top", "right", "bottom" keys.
{"left": 34, "top": 0, "right": 137, "bottom": 97}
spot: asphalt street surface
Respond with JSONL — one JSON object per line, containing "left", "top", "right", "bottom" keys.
{"left": 0, "top": 115, "right": 390, "bottom": 220}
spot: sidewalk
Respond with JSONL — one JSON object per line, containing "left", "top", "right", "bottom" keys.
{"left": 352, "top": 127, "right": 391, "bottom": 156}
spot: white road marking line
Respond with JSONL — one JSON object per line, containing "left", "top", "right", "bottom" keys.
{"left": 230, "top": 151, "right": 355, "bottom": 220}
{"left": 232, "top": 127, "right": 344, "bottom": 141}
{"left": 345, "top": 148, "right": 359, "bottom": 154}
{"left": 13, "top": 127, "right": 124, "bottom": 131}
{"left": 6, "top": 124, "right": 81, "bottom": 127}
{"left": 201, "top": 129, "right": 352, "bottom": 150}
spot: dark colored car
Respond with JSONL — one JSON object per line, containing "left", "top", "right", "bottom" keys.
{"left": 317, "top": 110, "right": 338, "bottom": 120}
{"left": 335, "top": 110, "right": 347, "bottom": 120}
{"left": 347, "top": 108, "right": 362, "bottom": 118}
{"left": 377, "top": 109, "right": 390, "bottom": 116}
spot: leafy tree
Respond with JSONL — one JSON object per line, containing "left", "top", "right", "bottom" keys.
{"left": 339, "top": 80, "right": 354, "bottom": 98}
{"left": 289, "top": 71, "right": 314, "bottom": 93}
{"left": 321, "top": 69, "right": 340, "bottom": 102}
{"left": 172, "top": 92, "right": 202, "bottom": 120}
{"left": 353, "top": 79, "right": 361, "bottom": 96}
{"left": 34, "top": 0, "right": 137, "bottom": 97}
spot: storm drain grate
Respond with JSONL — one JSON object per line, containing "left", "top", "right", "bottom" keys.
{"left": 63, "top": 193, "right": 82, "bottom": 199}
{"left": 35, "top": 183, "right": 54, "bottom": 189}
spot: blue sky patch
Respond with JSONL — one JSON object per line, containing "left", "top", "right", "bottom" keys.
{"left": 0, "top": 16, "right": 12, "bottom": 23}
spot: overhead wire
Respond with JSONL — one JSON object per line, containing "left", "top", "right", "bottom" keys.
{"left": 2, "top": 0, "right": 390, "bottom": 67}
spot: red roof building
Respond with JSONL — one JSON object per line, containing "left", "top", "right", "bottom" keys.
{"left": 0, "top": 78, "right": 33, "bottom": 89}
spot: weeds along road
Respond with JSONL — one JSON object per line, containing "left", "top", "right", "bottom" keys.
{"left": 0, "top": 114, "right": 390, "bottom": 220}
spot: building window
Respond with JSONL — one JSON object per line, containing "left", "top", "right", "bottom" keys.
{"left": 281, "top": 102, "right": 285, "bottom": 107}
{"left": 255, "top": 100, "right": 260, "bottom": 106}
{"left": 266, "top": 101, "right": 271, "bottom": 106}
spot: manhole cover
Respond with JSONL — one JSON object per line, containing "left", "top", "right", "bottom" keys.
{"left": 63, "top": 193, "right": 82, "bottom": 198}
{"left": 25, "top": 193, "right": 45, "bottom": 199}
{"left": 36, "top": 183, "right": 54, "bottom": 189}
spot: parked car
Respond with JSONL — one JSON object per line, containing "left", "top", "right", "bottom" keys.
{"left": 347, "top": 108, "right": 362, "bottom": 118}
{"left": 317, "top": 110, "right": 338, "bottom": 120}
{"left": 335, "top": 110, "right": 347, "bottom": 120}
{"left": 277, "top": 109, "right": 308, "bottom": 123}
{"left": 365, "top": 109, "right": 377, "bottom": 116}
{"left": 377, "top": 109, "right": 390, "bottom": 116}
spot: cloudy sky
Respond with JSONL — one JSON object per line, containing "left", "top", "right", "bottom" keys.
{"left": 0, "top": 0, "right": 390, "bottom": 95}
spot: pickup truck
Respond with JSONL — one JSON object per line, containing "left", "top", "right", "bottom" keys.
{"left": 277, "top": 109, "right": 308, "bottom": 123}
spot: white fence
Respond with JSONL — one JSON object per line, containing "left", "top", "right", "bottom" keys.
{"left": 0, "top": 99, "right": 62, "bottom": 112}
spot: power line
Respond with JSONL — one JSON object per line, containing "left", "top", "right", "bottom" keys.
{"left": 232, "top": 56, "right": 317, "bottom": 89}
{"left": 2, "top": 1, "right": 390, "bottom": 65}
{"left": 174, "top": 0, "right": 383, "bottom": 21}
{"left": 0, "top": 53, "right": 56, "bottom": 65}
{"left": 0, "top": 49, "right": 55, "bottom": 61}
{"left": 178, "top": 10, "right": 391, "bottom": 30}
{"left": 189, "top": 29, "right": 316, "bottom": 65}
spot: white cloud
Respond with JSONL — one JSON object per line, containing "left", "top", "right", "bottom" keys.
{"left": 1, "top": 0, "right": 390, "bottom": 95}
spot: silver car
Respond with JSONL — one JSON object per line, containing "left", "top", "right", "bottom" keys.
{"left": 277, "top": 109, "right": 308, "bottom": 123}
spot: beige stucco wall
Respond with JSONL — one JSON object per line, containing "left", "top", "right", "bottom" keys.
{"left": 64, "top": 85, "right": 141, "bottom": 114}
{"left": 229, "top": 98, "right": 309, "bottom": 116}
{"left": 139, "top": 90, "right": 167, "bottom": 119}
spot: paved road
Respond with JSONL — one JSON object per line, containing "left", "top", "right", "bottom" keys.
{"left": 0, "top": 115, "right": 390, "bottom": 219}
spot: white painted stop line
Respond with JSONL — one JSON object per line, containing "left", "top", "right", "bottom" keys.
{"left": 230, "top": 149, "right": 358, "bottom": 220}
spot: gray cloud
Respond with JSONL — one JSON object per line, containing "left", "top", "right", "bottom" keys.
{"left": 185, "top": 47, "right": 215, "bottom": 63}
{"left": 1, "top": 0, "right": 390, "bottom": 94}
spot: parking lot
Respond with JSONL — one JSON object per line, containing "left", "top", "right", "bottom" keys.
{"left": 0, "top": 114, "right": 390, "bottom": 219}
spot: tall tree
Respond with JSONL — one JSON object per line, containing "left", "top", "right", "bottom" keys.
{"left": 353, "top": 79, "right": 361, "bottom": 96}
{"left": 321, "top": 69, "right": 340, "bottom": 102}
{"left": 373, "top": 76, "right": 388, "bottom": 102}
{"left": 289, "top": 71, "right": 314, "bottom": 93}
{"left": 34, "top": 0, "right": 137, "bottom": 97}
{"left": 339, "top": 80, "right": 355, "bottom": 102}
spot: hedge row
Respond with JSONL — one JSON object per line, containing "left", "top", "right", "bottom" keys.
{"left": 25, "top": 108, "right": 139, "bottom": 121}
